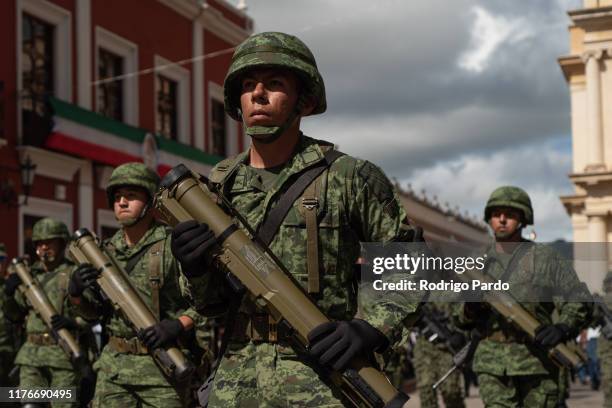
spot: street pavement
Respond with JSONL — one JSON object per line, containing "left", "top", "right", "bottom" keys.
{"left": 406, "top": 381, "right": 603, "bottom": 407}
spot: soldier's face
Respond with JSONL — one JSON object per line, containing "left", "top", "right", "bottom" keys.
{"left": 489, "top": 207, "right": 522, "bottom": 240}
{"left": 239, "top": 68, "right": 301, "bottom": 127}
{"left": 113, "top": 187, "right": 148, "bottom": 225}
{"left": 35, "top": 238, "right": 64, "bottom": 264}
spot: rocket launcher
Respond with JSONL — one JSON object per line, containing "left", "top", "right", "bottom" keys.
{"left": 154, "top": 163, "right": 409, "bottom": 408}
{"left": 68, "top": 229, "right": 194, "bottom": 383}
{"left": 462, "top": 267, "right": 585, "bottom": 370}
{"left": 10, "top": 257, "right": 83, "bottom": 362}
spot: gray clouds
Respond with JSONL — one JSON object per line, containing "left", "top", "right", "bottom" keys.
{"left": 242, "top": 0, "right": 582, "bottom": 240}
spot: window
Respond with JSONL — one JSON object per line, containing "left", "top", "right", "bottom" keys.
{"left": 17, "top": 0, "right": 72, "bottom": 143}
{"left": 156, "top": 75, "right": 178, "bottom": 141}
{"left": 21, "top": 13, "right": 54, "bottom": 140}
{"left": 154, "top": 55, "right": 190, "bottom": 144}
{"left": 211, "top": 99, "right": 227, "bottom": 156}
{"left": 95, "top": 27, "right": 138, "bottom": 126}
{"left": 97, "top": 48, "right": 124, "bottom": 121}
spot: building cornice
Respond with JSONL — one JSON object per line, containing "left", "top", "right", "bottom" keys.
{"left": 16, "top": 145, "right": 87, "bottom": 182}
{"left": 569, "top": 6, "right": 612, "bottom": 22}
{"left": 559, "top": 194, "right": 586, "bottom": 216}
{"left": 569, "top": 169, "right": 612, "bottom": 186}
{"left": 157, "top": 0, "right": 252, "bottom": 45}
{"left": 558, "top": 54, "right": 584, "bottom": 82}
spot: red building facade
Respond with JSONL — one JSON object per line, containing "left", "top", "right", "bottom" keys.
{"left": 0, "top": 0, "right": 253, "bottom": 259}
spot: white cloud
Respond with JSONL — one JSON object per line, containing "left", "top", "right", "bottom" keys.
{"left": 458, "top": 6, "right": 532, "bottom": 73}
{"left": 399, "top": 142, "right": 573, "bottom": 241}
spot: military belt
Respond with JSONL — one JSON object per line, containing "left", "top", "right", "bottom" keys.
{"left": 107, "top": 335, "right": 149, "bottom": 355}
{"left": 486, "top": 329, "right": 529, "bottom": 344}
{"left": 231, "top": 312, "right": 293, "bottom": 344}
{"left": 27, "top": 333, "right": 56, "bottom": 346}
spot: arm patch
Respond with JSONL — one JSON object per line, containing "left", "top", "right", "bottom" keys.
{"left": 357, "top": 161, "right": 394, "bottom": 204}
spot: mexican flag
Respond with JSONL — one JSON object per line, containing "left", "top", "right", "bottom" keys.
{"left": 45, "top": 97, "right": 221, "bottom": 176}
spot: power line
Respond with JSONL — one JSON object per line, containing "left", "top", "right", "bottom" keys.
{"left": 91, "top": 46, "right": 236, "bottom": 86}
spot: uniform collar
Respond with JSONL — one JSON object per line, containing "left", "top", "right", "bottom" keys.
{"left": 110, "top": 222, "right": 166, "bottom": 255}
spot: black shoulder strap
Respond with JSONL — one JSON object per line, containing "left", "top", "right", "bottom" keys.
{"left": 124, "top": 241, "right": 157, "bottom": 274}
{"left": 256, "top": 149, "right": 344, "bottom": 246}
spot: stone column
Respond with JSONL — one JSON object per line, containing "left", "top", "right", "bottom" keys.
{"left": 582, "top": 50, "right": 605, "bottom": 171}
{"left": 587, "top": 213, "right": 608, "bottom": 292}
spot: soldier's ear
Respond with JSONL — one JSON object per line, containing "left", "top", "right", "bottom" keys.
{"left": 298, "top": 94, "right": 317, "bottom": 117}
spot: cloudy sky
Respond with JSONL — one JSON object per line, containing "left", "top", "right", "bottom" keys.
{"left": 237, "top": 0, "right": 582, "bottom": 241}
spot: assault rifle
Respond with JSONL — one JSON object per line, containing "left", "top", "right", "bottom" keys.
{"left": 432, "top": 330, "right": 481, "bottom": 390}
{"left": 417, "top": 304, "right": 466, "bottom": 354}
{"left": 68, "top": 229, "right": 194, "bottom": 382}
{"left": 10, "top": 257, "right": 84, "bottom": 362}
{"left": 154, "top": 164, "right": 409, "bottom": 408}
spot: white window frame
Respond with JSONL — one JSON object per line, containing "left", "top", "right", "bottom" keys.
{"left": 16, "top": 0, "right": 72, "bottom": 142}
{"left": 96, "top": 208, "right": 119, "bottom": 238}
{"left": 18, "top": 196, "right": 73, "bottom": 256}
{"left": 154, "top": 55, "right": 190, "bottom": 145}
{"left": 95, "top": 27, "right": 139, "bottom": 126}
{"left": 208, "top": 81, "right": 237, "bottom": 156}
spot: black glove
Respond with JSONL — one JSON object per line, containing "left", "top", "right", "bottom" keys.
{"left": 171, "top": 220, "right": 217, "bottom": 277}
{"left": 534, "top": 323, "right": 571, "bottom": 347}
{"left": 138, "top": 318, "right": 183, "bottom": 349}
{"left": 4, "top": 274, "right": 22, "bottom": 297}
{"left": 464, "top": 301, "right": 490, "bottom": 319}
{"left": 307, "top": 319, "right": 388, "bottom": 371}
{"left": 51, "top": 315, "right": 78, "bottom": 331}
{"left": 68, "top": 263, "right": 101, "bottom": 297}
{"left": 448, "top": 332, "right": 467, "bottom": 351}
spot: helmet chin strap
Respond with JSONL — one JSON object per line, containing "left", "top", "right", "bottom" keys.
{"left": 242, "top": 96, "right": 305, "bottom": 144}
{"left": 118, "top": 200, "right": 151, "bottom": 228}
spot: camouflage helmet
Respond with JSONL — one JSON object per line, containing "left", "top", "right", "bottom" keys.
{"left": 224, "top": 31, "right": 327, "bottom": 121}
{"left": 31, "top": 218, "right": 70, "bottom": 243}
{"left": 106, "top": 162, "right": 160, "bottom": 207}
{"left": 484, "top": 186, "right": 533, "bottom": 225}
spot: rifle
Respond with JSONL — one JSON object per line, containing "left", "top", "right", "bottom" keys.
{"left": 432, "top": 329, "right": 481, "bottom": 390}
{"left": 10, "top": 258, "right": 84, "bottom": 362}
{"left": 594, "top": 294, "right": 612, "bottom": 340}
{"left": 68, "top": 229, "right": 194, "bottom": 383}
{"left": 418, "top": 304, "right": 465, "bottom": 354}
{"left": 154, "top": 164, "right": 409, "bottom": 408}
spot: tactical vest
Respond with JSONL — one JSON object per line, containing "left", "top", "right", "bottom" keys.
{"left": 104, "top": 239, "right": 165, "bottom": 319}
{"left": 208, "top": 142, "right": 344, "bottom": 295}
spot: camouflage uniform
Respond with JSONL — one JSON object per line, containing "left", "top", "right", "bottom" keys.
{"left": 601, "top": 272, "right": 612, "bottom": 408}
{"left": 456, "top": 187, "right": 591, "bottom": 408}
{"left": 3, "top": 219, "right": 81, "bottom": 407}
{"left": 0, "top": 243, "right": 20, "bottom": 387}
{"left": 0, "top": 282, "right": 21, "bottom": 387}
{"left": 75, "top": 163, "right": 202, "bottom": 408}
{"left": 180, "top": 32, "right": 422, "bottom": 408}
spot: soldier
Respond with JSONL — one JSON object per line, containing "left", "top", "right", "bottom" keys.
{"left": 171, "top": 31, "right": 422, "bottom": 407}
{"left": 413, "top": 303, "right": 466, "bottom": 408}
{"left": 456, "top": 186, "right": 591, "bottom": 407}
{"left": 3, "top": 219, "right": 83, "bottom": 407}
{"left": 0, "top": 242, "right": 20, "bottom": 387}
{"left": 600, "top": 272, "right": 612, "bottom": 408}
{"left": 68, "top": 162, "right": 202, "bottom": 407}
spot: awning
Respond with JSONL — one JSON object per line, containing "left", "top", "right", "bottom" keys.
{"left": 46, "top": 97, "right": 223, "bottom": 176}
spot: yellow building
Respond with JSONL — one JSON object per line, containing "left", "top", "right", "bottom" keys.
{"left": 559, "top": 0, "right": 612, "bottom": 291}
